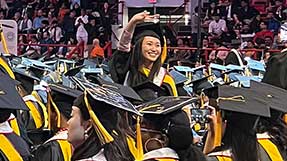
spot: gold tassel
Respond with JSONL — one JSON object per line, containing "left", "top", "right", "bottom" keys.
{"left": 47, "top": 93, "right": 61, "bottom": 128}
{"left": 214, "top": 111, "right": 222, "bottom": 147}
{"left": 0, "top": 25, "right": 9, "bottom": 55}
{"left": 161, "top": 36, "right": 167, "bottom": 64}
{"left": 0, "top": 56, "right": 15, "bottom": 79}
{"left": 136, "top": 116, "right": 144, "bottom": 161}
{"left": 84, "top": 90, "right": 114, "bottom": 145}
{"left": 284, "top": 114, "right": 287, "bottom": 124}
{"left": 47, "top": 95, "right": 52, "bottom": 130}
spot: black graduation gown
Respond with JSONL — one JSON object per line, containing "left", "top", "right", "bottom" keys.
{"left": 31, "top": 141, "right": 65, "bottom": 161}
{"left": 109, "top": 51, "right": 186, "bottom": 101}
{"left": 0, "top": 133, "right": 30, "bottom": 161}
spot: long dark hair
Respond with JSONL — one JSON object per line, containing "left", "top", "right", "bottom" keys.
{"left": 212, "top": 112, "right": 259, "bottom": 161}
{"left": 257, "top": 111, "right": 287, "bottom": 156}
{"left": 129, "top": 37, "right": 162, "bottom": 86}
{"left": 72, "top": 95, "right": 135, "bottom": 161}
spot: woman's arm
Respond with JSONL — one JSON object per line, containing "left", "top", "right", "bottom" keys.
{"left": 117, "top": 11, "right": 159, "bottom": 52}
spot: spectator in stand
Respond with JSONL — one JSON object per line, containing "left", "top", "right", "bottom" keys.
{"left": 219, "top": 0, "right": 237, "bottom": 21}
{"left": 100, "top": 2, "right": 112, "bottom": 42}
{"left": 72, "top": 2, "right": 81, "bottom": 17}
{"left": 191, "top": 6, "right": 200, "bottom": 47}
{"left": 86, "top": 17, "right": 99, "bottom": 45}
{"left": 39, "top": 31, "right": 54, "bottom": 54}
{"left": 70, "top": 0, "right": 81, "bottom": 10}
{"left": 265, "top": 36, "right": 274, "bottom": 48}
{"left": 19, "top": 13, "right": 32, "bottom": 34}
{"left": 14, "top": 12, "right": 21, "bottom": 25}
{"left": 267, "top": 0, "right": 286, "bottom": 21}
{"left": 47, "top": 11, "right": 57, "bottom": 26}
{"left": 208, "top": 12, "right": 227, "bottom": 41}
{"left": 62, "top": 10, "right": 76, "bottom": 43}
{"left": 36, "top": 19, "right": 50, "bottom": 40}
{"left": 249, "top": 14, "right": 261, "bottom": 33}
{"left": 55, "top": 38, "right": 68, "bottom": 58}
{"left": 204, "top": 1, "right": 220, "bottom": 22}
{"left": 90, "top": 38, "right": 104, "bottom": 60}
{"left": 58, "top": 3, "right": 70, "bottom": 23}
{"left": 25, "top": 35, "right": 41, "bottom": 57}
{"left": 233, "top": 0, "right": 259, "bottom": 25}
{"left": 209, "top": 39, "right": 228, "bottom": 65}
{"left": 253, "top": 21, "right": 274, "bottom": 44}
{"left": 266, "top": 11, "right": 281, "bottom": 34}
{"left": 49, "top": 20, "right": 62, "bottom": 43}
{"left": 33, "top": 9, "right": 45, "bottom": 31}
{"left": 243, "top": 40, "right": 256, "bottom": 59}
{"left": 75, "top": 9, "right": 89, "bottom": 47}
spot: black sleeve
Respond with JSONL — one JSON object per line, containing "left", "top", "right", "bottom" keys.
{"left": 109, "top": 50, "right": 131, "bottom": 84}
{"left": 31, "top": 141, "right": 64, "bottom": 161}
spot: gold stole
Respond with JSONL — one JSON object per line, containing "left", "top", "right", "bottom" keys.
{"left": 0, "top": 134, "right": 23, "bottom": 161}
{"left": 0, "top": 56, "right": 15, "bottom": 79}
{"left": 57, "top": 140, "right": 72, "bottom": 161}
{"left": 258, "top": 138, "right": 284, "bottom": 161}
{"left": 140, "top": 67, "right": 178, "bottom": 96}
{"left": 216, "top": 156, "right": 232, "bottom": 161}
{"left": 25, "top": 100, "right": 43, "bottom": 129}
{"left": 9, "top": 118, "right": 20, "bottom": 136}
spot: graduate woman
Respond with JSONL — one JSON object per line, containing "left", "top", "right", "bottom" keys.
{"left": 67, "top": 86, "right": 140, "bottom": 161}
{"left": 110, "top": 11, "right": 184, "bottom": 101}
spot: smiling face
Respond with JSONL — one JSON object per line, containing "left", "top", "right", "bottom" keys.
{"left": 141, "top": 36, "right": 162, "bottom": 65}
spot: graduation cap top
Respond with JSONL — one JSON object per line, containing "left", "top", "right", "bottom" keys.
{"left": 50, "top": 84, "right": 83, "bottom": 119}
{"left": 14, "top": 68, "right": 40, "bottom": 94}
{"left": 190, "top": 75, "right": 214, "bottom": 94}
{"left": 169, "top": 70, "right": 188, "bottom": 85}
{"left": 0, "top": 74, "right": 29, "bottom": 110}
{"left": 217, "top": 85, "right": 270, "bottom": 117}
{"left": 72, "top": 77, "right": 141, "bottom": 116}
{"left": 137, "top": 96, "right": 196, "bottom": 115}
{"left": 91, "top": 75, "right": 143, "bottom": 102}
{"left": 250, "top": 81, "right": 287, "bottom": 113}
{"left": 72, "top": 76, "right": 141, "bottom": 145}
{"left": 132, "top": 22, "right": 164, "bottom": 45}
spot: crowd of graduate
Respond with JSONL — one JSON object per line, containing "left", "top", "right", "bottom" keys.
{"left": 0, "top": 11, "right": 287, "bottom": 161}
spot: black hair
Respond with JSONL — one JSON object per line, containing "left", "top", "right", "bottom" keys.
{"left": 257, "top": 111, "right": 287, "bottom": 155}
{"left": 0, "top": 109, "right": 13, "bottom": 123}
{"left": 128, "top": 37, "right": 162, "bottom": 86}
{"left": 212, "top": 112, "right": 259, "bottom": 161}
{"left": 72, "top": 94, "right": 134, "bottom": 161}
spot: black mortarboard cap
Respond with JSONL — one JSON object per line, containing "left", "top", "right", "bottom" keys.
{"left": 72, "top": 77, "right": 141, "bottom": 116}
{"left": 0, "top": 74, "right": 29, "bottom": 110}
{"left": 190, "top": 75, "right": 214, "bottom": 94}
{"left": 14, "top": 68, "right": 40, "bottom": 94}
{"left": 64, "top": 65, "right": 86, "bottom": 77}
{"left": 169, "top": 70, "right": 188, "bottom": 85}
{"left": 137, "top": 96, "right": 196, "bottom": 115}
{"left": 133, "top": 81, "right": 167, "bottom": 102}
{"left": 250, "top": 81, "right": 287, "bottom": 113}
{"left": 91, "top": 75, "right": 143, "bottom": 102}
{"left": 132, "top": 22, "right": 164, "bottom": 45}
{"left": 217, "top": 85, "right": 270, "bottom": 117}
{"left": 50, "top": 84, "right": 83, "bottom": 119}
{"left": 137, "top": 96, "right": 195, "bottom": 150}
